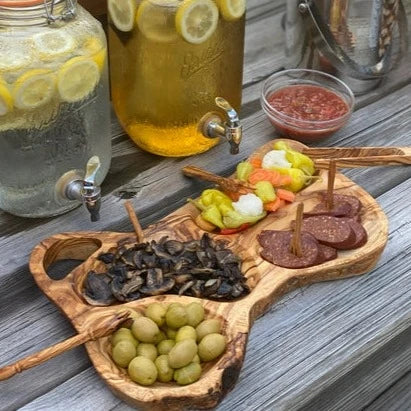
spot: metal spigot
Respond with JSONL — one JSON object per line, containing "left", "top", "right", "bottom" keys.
{"left": 199, "top": 97, "right": 242, "bottom": 155}
{"left": 63, "top": 156, "right": 102, "bottom": 222}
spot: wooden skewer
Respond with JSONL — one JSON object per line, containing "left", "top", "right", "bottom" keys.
{"left": 124, "top": 201, "right": 145, "bottom": 242}
{"left": 327, "top": 160, "right": 337, "bottom": 210}
{"left": 183, "top": 165, "right": 254, "bottom": 193}
{"left": 290, "top": 203, "right": 304, "bottom": 258}
{"left": 0, "top": 311, "right": 129, "bottom": 381}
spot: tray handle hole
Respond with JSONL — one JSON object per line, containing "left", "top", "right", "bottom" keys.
{"left": 43, "top": 238, "right": 102, "bottom": 281}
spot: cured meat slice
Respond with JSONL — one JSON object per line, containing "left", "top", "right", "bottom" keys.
{"left": 296, "top": 215, "right": 357, "bottom": 249}
{"left": 319, "top": 192, "right": 362, "bottom": 218}
{"left": 258, "top": 230, "right": 322, "bottom": 269}
{"left": 342, "top": 218, "right": 368, "bottom": 249}
{"left": 304, "top": 201, "right": 352, "bottom": 218}
{"left": 318, "top": 244, "right": 338, "bottom": 262}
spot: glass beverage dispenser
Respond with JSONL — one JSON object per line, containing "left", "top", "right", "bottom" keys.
{"left": 108, "top": 0, "right": 246, "bottom": 157}
{"left": 0, "top": 0, "right": 111, "bottom": 220}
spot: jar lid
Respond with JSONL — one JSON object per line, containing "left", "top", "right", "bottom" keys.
{"left": 0, "top": 0, "right": 46, "bottom": 6}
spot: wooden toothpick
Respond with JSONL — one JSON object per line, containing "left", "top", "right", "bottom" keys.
{"left": 290, "top": 203, "right": 304, "bottom": 257}
{"left": 327, "top": 160, "right": 337, "bottom": 210}
{"left": 124, "top": 201, "right": 145, "bottom": 242}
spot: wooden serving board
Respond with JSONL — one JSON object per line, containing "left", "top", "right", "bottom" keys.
{"left": 29, "top": 140, "right": 388, "bottom": 410}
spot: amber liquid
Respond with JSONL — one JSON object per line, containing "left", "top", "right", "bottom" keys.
{"left": 108, "top": 1, "right": 245, "bottom": 157}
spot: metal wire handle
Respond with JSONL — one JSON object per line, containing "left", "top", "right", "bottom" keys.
{"left": 43, "top": 0, "right": 76, "bottom": 24}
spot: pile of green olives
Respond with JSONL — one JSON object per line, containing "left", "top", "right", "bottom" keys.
{"left": 110, "top": 302, "right": 227, "bottom": 386}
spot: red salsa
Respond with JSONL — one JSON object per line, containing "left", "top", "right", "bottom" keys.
{"left": 268, "top": 85, "right": 349, "bottom": 121}
{"left": 265, "top": 84, "right": 350, "bottom": 142}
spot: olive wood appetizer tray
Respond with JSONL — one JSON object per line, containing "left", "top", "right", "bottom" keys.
{"left": 28, "top": 140, "right": 389, "bottom": 410}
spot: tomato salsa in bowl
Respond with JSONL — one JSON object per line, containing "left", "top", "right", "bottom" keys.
{"left": 261, "top": 69, "right": 355, "bottom": 142}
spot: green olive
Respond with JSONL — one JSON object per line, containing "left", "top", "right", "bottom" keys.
{"left": 155, "top": 355, "right": 174, "bottom": 383}
{"left": 166, "top": 305, "right": 187, "bottom": 329}
{"left": 168, "top": 302, "right": 183, "bottom": 310}
{"left": 128, "top": 356, "right": 157, "bottom": 386}
{"left": 186, "top": 302, "right": 205, "bottom": 327}
{"left": 120, "top": 307, "right": 143, "bottom": 320}
{"left": 173, "top": 362, "right": 202, "bottom": 385}
{"left": 196, "top": 319, "right": 221, "bottom": 342}
{"left": 192, "top": 354, "right": 200, "bottom": 364}
{"left": 153, "top": 330, "right": 167, "bottom": 345}
{"left": 168, "top": 339, "right": 197, "bottom": 369}
{"left": 165, "top": 327, "right": 177, "bottom": 339}
{"left": 198, "top": 333, "right": 226, "bottom": 362}
{"left": 131, "top": 317, "right": 160, "bottom": 343}
{"left": 112, "top": 340, "right": 137, "bottom": 368}
{"left": 157, "top": 339, "right": 176, "bottom": 355}
{"left": 111, "top": 328, "right": 138, "bottom": 348}
{"left": 175, "top": 326, "right": 197, "bottom": 342}
{"left": 145, "top": 303, "right": 167, "bottom": 327}
{"left": 136, "top": 343, "right": 158, "bottom": 362}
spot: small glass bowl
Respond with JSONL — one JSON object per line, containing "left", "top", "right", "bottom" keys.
{"left": 260, "top": 69, "right": 355, "bottom": 143}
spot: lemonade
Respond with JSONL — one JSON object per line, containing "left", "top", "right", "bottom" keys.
{"left": 0, "top": 3, "right": 111, "bottom": 217}
{"left": 108, "top": 0, "right": 245, "bottom": 157}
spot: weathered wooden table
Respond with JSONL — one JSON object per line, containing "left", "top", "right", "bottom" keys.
{"left": 1, "top": 1, "right": 411, "bottom": 410}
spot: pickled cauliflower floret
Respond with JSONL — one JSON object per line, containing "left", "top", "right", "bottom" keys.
{"left": 262, "top": 150, "right": 292, "bottom": 169}
{"left": 232, "top": 194, "right": 263, "bottom": 217}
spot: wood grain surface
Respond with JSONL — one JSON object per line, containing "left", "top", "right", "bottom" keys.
{"left": 1, "top": 0, "right": 411, "bottom": 409}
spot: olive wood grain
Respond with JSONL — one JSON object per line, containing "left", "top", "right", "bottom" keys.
{"left": 327, "top": 160, "right": 337, "bottom": 209}
{"left": 302, "top": 146, "right": 411, "bottom": 169}
{"left": 0, "top": 311, "right": 129, "bottom": 381}
{"left": 28, "top": 140, "right": 389, "bottom": 410}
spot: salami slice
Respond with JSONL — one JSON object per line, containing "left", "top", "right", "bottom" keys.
{"left": 319, "top": 192, "right": 362, "bottom": 218}
{"left": 296, "top": 215, "right": 357, "bottom": 249}
{"left": 258, "top": 230, "right": 322, "bottom": 269}
{"left": 304, "top": 201, "right": 353, "bottom": 218}
{"left": 342, "top": 218, "right": 368, "bottom": 249}
{"left": 318, "top": 244, "right": 338, "bottom": 262}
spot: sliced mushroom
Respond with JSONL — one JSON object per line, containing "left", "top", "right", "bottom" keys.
{"left": 140, "top": 278, "right": 175, "bottom": 296}
{"left": 84, "top": 272, "right": 115, "bottom": 306}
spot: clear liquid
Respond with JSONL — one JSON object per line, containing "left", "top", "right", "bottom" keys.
{"left": 109, "top": 1, "right": 245, "bottom": 157}
{"left": 0, "top": 70, "right": 111, "bottom": 217}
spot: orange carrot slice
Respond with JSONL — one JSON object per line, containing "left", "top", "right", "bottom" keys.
{"left": 264, "top": 197, "right": 282, "bottom": 212}
{"left": 249, "top": 157, "right": 262, "bottom": 169}
{"left": 277, "top": 189, "right": 296, "bottom": 202}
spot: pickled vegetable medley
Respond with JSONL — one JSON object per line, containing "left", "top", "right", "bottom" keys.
{"left": 191, "top": 141, "right": 316, "bottom": 233}
{"left": 110, "top": 303, "right": 226, "bottom": 386}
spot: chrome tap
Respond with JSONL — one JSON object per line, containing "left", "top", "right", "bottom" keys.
{"left": 56, "top": 156, "right": 102, "bottom": 222}
{"left": 199, "top": 97, "right": 242, "bottom": 155}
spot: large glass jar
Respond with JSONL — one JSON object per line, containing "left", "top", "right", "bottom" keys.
{"left": 0, "top": 0, "right": 111, "bottom": 218}
{"left": 108, "top": 0, "right": 245, "bottom": 157}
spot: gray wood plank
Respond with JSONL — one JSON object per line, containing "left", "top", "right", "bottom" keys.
{"left": 17, "top": 177, "right": 411, "bottom": 410}
{"left": 364, "top": 370, "right": 411, "bottom": 411}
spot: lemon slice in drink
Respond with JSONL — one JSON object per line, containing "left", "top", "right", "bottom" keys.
{"left": 57, "top": 56, "right": 100, "bottom": 103}
{"left": 83, "top": 37, "right": 107, "bottom": 71}
{"left": 33, "top": 31, "right": 75, "bottom": 59}
{"left": 216, "top": 0, "right": 245, "bottom": 21}
{"left": 108, "top": 0, "right": 137, "bottom": 32}
{"left": 13, "top": 69, "right": 56, "bottom": 110}
{"left": 136, "top": 0, "right": 180, "bottom": 43}
{"left": 176, "top": 0, "right": 219, "bottom": 44}
{"left": 0, "top": 78, "right": 13, "bottom": 116}
{"left": 0, "top": 47, "right": 32, "bottom": 72}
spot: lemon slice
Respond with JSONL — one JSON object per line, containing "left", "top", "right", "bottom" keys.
{"left": 0, "top": 79, "right": 13, "bottom": 116}
{"left": 108, "top": 0, "right": 137, "bottom": 32}
{"left": 33, "top": 31, "right": 75, "bottom": 59}
{"left": 13, "top": 69, "right": 56, "bottom": 110}
{"left": 136, "top": 0, "right": 180, "bottom": 43}
{"left": 57, "top": 56, "right": 100, "bottom": 103}
{"left": 176, "top": 0, "right": 219, "bottom": 44}
{"left": 216, "top": 0, "right": 245, "bottom": 21}
{"left": 0, "top": 48, "right": 32, "bottom": 72}
{"left": 82, "top": 37, "right": 107, "bottom": 71}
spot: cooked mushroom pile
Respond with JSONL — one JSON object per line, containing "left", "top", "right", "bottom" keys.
{"left": 84, "top": 234, "right": 249, "bottom": 305}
